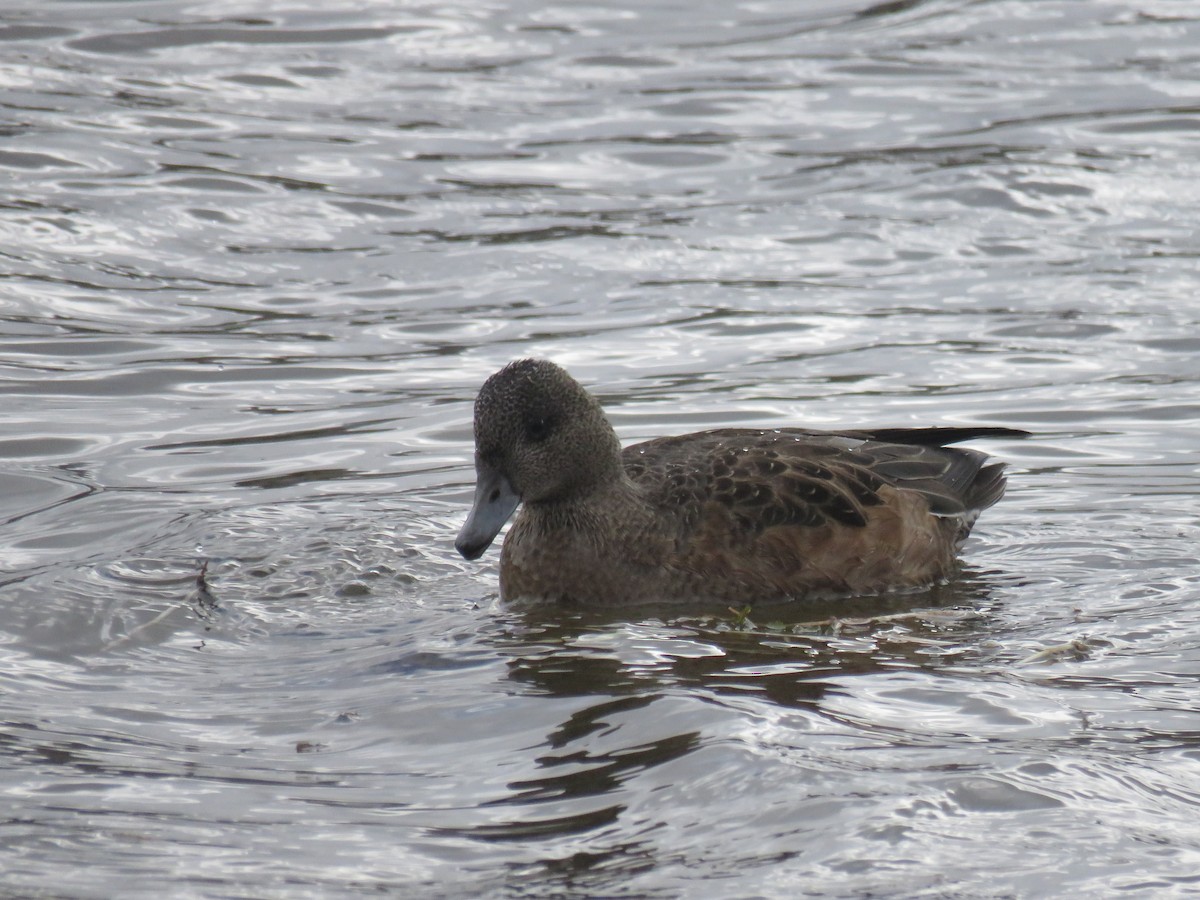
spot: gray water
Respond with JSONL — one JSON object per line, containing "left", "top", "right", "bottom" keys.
{"left": 2, "top": 0, "right": 1199, "bottom": 896}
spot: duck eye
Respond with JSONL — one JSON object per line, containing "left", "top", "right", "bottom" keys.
{"left": 525, "top": 416, "right": 554, "bottom": 443}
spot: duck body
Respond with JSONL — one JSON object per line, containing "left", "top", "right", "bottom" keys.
{"left": 456, "top": 359, "right": 1025, "bottom": 606}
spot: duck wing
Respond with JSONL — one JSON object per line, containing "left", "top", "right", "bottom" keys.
{"left": 621, "top": 426, "right": 1025, "bottom": 537}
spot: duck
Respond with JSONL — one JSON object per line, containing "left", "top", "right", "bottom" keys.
{"left": 456, "top": 358, "right": 1026, "bottom": 606}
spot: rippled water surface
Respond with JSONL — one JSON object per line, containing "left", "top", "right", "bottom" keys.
{"left": 3, "top": 0, "right": 1200, "bottom": 896}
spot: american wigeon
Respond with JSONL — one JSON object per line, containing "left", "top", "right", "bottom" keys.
{"left": 456, "top": 359, "right": 1025, "bottom": 605}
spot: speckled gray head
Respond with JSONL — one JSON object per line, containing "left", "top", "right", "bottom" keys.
{"left": 455, "top": 359, "right": 622, "bottom": 561}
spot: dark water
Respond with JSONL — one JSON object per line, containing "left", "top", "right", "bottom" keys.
{"left": 2, "top": 0, "right": 1199, "bottom": 896}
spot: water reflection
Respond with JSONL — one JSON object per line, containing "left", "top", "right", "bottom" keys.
{"left": 491, "top": 572, "right": 1004, "bottom": 708}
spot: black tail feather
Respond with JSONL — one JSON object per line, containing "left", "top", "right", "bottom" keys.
{"left": 862, "top": 426, "right": 1030, "bottom": 447}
